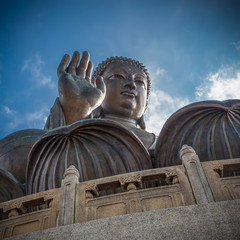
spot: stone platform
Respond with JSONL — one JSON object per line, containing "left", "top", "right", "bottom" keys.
{"left": 1, "top": 146, "right": 240, "bottom": 239}
{"left": 8, "top": 199, "right": 240, "bottom": 240}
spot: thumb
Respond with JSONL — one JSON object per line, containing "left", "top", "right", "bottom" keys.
{"left": 96, "top": 76, "right": 106, "bottom": 94}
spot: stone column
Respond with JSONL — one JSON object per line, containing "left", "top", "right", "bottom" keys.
{"left": 180, "top": 145, "right": 214, "bottom": 204}
{"left": 57, "top": 165, "right": 79, "bottom": 226}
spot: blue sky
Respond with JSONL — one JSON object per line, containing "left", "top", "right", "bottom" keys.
{"left": 0, "top": 0, "right": 240, "bottom": 139}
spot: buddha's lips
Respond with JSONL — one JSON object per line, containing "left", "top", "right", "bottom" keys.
{"left": 121, "top": 91, "right": 136, "bottom": 98}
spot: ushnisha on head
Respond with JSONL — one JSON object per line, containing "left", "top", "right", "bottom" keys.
{"left": 92, "top": 56, "right": 151, "bottom": 130}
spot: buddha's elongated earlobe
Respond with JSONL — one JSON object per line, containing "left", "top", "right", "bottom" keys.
{"left": 144, "top": 100, "right": 148, "bottom": 113}
{"left": 137, "top": 99, "right": 148, "bottom": 130}
{"left": 137, "top": 115, "right": 146, "bottom": 130}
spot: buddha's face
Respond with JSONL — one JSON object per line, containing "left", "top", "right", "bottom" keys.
{"left": 101, "top": 62, "right": 148, "bottom": 121}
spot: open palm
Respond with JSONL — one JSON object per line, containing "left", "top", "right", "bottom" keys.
{"left": 58, "top": 51, "right": 106, "bottom": 125}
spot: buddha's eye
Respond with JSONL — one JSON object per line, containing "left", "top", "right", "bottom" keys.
{"left": 135, "top": 79, "right": 146, "bottom": 89}
{"left": 108, "top": 74, "right": 125, "bottom": 80}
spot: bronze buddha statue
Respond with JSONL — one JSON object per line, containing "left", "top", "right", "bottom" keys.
{"left": 44, "top": 51, "right": 156, "bottom": 149}
{"left": 25, "top": 51, "right": 156, "bottom": 194}
{"left": 1, "top": 50, "right": 240, "bottom": 201}
{"left": 0, "top": 51, "right": 157, "bottom": 198}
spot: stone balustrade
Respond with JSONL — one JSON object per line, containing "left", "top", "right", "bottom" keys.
{"left": 1, "top": 145, "right": 240, "bottom": 239}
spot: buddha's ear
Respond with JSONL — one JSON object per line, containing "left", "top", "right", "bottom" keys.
{"left": 137, "top": 115, "right": 146, "bottom": 130}
{"left": 137, "top": 99, "right": 148, "bottom": 130}
{"left": 144, "top": 99, "right": 148, "bottom": 113}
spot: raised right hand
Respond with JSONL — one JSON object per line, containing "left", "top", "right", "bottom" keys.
{"left": 57, "top": 51, "right": 106, "bottom": 125}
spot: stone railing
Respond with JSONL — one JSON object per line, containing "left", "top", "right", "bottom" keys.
{"left": 202, "top": 158, "right": 240, "bottom": 201}
{"left": 0, "top": 188, "right": 60, "bottom": 238}
{"left": 1, "top": 145, "right": 240, "bottom": 239}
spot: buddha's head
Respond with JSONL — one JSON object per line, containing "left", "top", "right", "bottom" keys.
{"left": 92, "top": 57, "right": 151, "bottom": 129}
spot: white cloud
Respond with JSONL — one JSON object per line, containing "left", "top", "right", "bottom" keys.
{"left": 147, "top": 64, "right": 171, "bottom": 83}
{"left": 145, "top": 89, "right": 189, "bottom": 135}
{"left": 155, "top": 67, "right": 166, "bottom": 77}
{"left": 3, "top": 106, "right": 16, "bottom": 115}
{"left": 195, "top": 66, "right": 240, "bottom": 101}
{"left": 21, "top": 53, "right": 55, "bottom": 89}
{"left": 145, "top": 65, "right": 189, "bottom": 135}
{"left": 145, "top": 61, "right": 240, "bottom": 135}
{"left": 233, "top": 41, "right": 240, "bottom": 51}
{"left": 26, "top": 108, "right": 49, "bottom": 127}
{"left": 2, "top": 105, "right": 49, "bottom": 131}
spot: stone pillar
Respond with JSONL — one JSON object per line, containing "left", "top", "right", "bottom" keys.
{"left": 180, "top": 145, "right": 214, "bottom": 204}
{"left": 57, "top": 165, "right": 79, "bottom": 226}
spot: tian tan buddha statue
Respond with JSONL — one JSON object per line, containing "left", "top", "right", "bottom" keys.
{"left": 1, "top": 50, "right": 240, "bottom": 202}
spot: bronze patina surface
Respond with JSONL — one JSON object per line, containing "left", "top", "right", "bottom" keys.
{"left": 0, "top": 50, "right": 240, "bottom": 204}
{"left": 155, "top": 100, "right": 240, "bottom": 167}
{"left": 45, "top": 52, "right": 155, "bottom": 148}
{"left": 1, "top": 49, "right": 240, "bottom": 239}
{"left": 26, "top": 119, "right": 152, "bottom": 194}
{"left": 0, "top": 129, "right": 46, "bottom": 184}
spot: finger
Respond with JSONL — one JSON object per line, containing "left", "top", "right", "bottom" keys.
{"left": 67, "top": 51, "right": 80, "bottom": 74}
{"left": 96, "top": 76, "right": 106, "bottom": 94}
{"left": 77, "top": 51, "right": 90, "bottom": 77}
{"left": 57, "top": 54, "right": 70, "bottom": 78}
{"left": 85, "top": 61, "right": 93, "bottom": 83}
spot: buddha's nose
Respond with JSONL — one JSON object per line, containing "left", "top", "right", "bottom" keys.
{"left": 124, "top": 76, "right": 136, "bottom": 90}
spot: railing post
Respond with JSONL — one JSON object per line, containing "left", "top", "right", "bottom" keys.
{"left": 57, "top": 165, "right": 79, "bottom": 226}
{"left": 180, "top": 145, "right": 214, "bottom": 204}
